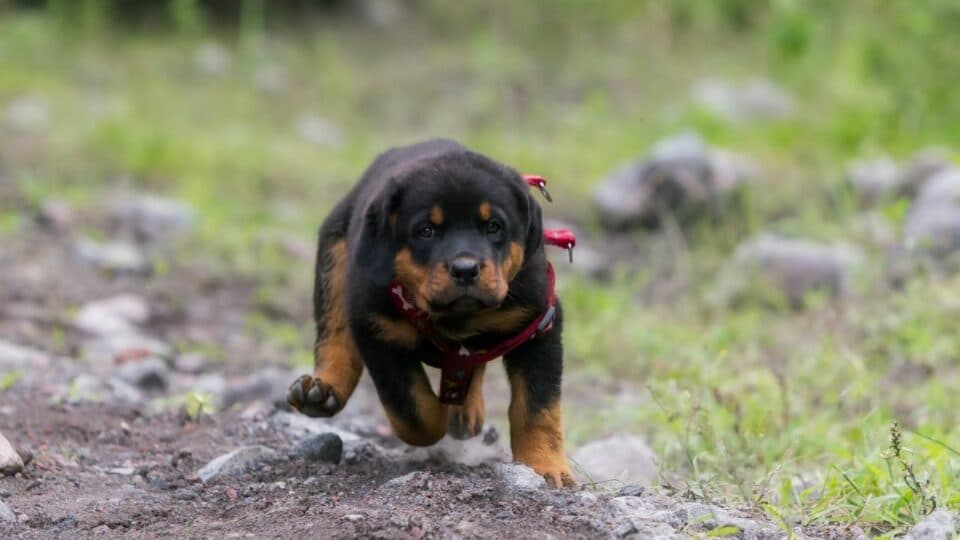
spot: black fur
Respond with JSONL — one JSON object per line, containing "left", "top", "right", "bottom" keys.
{"left": 316, "top": 139, "right": 561, "bottom": 440}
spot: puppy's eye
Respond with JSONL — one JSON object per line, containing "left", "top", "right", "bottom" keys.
{"left": 486, "top": 221, "right": 502, "bottom": 235}
{"left": 417, "top": 225, "right": 437, "bottom": 239}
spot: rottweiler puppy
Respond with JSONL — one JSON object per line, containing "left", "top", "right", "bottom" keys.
{"left": 287, "top": 139, "right": 573, "bottom": 487}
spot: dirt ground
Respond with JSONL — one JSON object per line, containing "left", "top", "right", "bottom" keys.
{"left": 0, "top": 218, "right": 626, "bottom": 539}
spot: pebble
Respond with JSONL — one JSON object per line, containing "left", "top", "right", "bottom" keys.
{"left": 196, "top": 446, "right": 279, "bottom": 484}
{"left": 495, "top": 463, "right": 546, "bottom": 492}
{"left": 115, "top": 357, "right": 171, "bottom": 392}
{"left": 295, "top": 433, "right": 343, "bottom": 464}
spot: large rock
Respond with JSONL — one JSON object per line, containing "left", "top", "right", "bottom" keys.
{"left": 571, "top": 435, "right": 658, "bottom": 487}
{"left": 196, "top": 446, "right": 278, "bottom": 484}
{"left": 0, "top": 431, "right": 25, "bottom": 476}
{"left": 593, "top": 133, "right": 751, "bottom": 230}
{"left": 108, "top": 194, "right": 196, "bottom": 242}
{"left": 905, "top": 510, "right": 958, "bottom": 540}
{"left": 714, "top": 234, "right": 863, "bottom": 308}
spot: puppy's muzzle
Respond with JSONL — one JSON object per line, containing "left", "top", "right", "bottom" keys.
{"left": 448, "top": 255, "right": 480, "bottom": 287}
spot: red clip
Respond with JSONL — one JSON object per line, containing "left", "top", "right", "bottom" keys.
{"left": 544, "top": 229, "right": 576, "bottom": 263}
{"left": 523, "top": 174, "right": 553, "bottom": 202}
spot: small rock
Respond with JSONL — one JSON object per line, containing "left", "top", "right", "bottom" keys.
{"left": 73, "top": 295, "right": 150, "bottom": 337}
{"left": 691, "top": 77, "right": 794, "bottom": 122}
{"left": 343, "top": 514, "right": 364, "bottom": 523}
{"left": 714, "top": 234, "right": 863, "bottom": 308}
{"left": 74, "top": 239, "right": 150, "bottom": 275}
{"left": 36, "top": 199, "right": 75, "bottom": 230}
{"left": 0, "top": 432, "right": 25, "bottom": 476}
{"left": 617, "top": 485, "right": 646, "bottom": 498}
{"left": 847, "top": 156, "right": 900, "bottom": 203}
{"left": 4, "top": 94, "right": 50, "bottom": 132}
{"left": 296, "top": 113, "right": 343, "bottom": 148}
{"left": 572, "top": 435, "right": 658, "bottom": 487}
{"left": 899, "top": 147, "right": 953, "bottom": 198}
{"left": 495, "top": 462, "right": 546, "bottom": 492}
{"left": 905, "top": 509, "right": 958, "bottom": 540}
{"left": 613, "top": 520, "right": 638, "bottom": 538}
{"left": 221, "top": 367, "right": 293, "bottom": 408}
{"left": 81, "top": 334, "right": 171, "bottom": 366}
{"left": 106, "top": 377, "right": 146, "bottom": 404}
{"left": 196, "top": 446, "right": 278, "bottom": 484}
{"left": 173, "top": 353, "right": 208, "bottom": 374}
{"left": 115, "top": 357, "right": 170, "bottom": 392}
{"left": 194, "top": 42, "right": 231, "bottom": 76}
{"left": 905, "top": 168, "right": 960, "bottom": 258}
{"left": 108, "top": 194, "right": 196, "bottom": 242}
{"left": 0, "top": 340, "right": 50, "bottom": 370}
{"left": 352, "top": 0, "right": 403, "bottom": 27}
{"left": 384, "top": 471, "right": 431, "bottom": 489}
{"left": 0, "top": 499, "right": 15, "bottom": 522}
{"left": 254, "top": 64, "right": 289, "bottom": 94}
{"left": 683, "top": 502, "right": 781, "bottom": 539}
{"left": 295, "top": 433, "right": 343, "bottom": 464}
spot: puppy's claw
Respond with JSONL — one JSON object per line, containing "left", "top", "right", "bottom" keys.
{"left": 287, "top": 374, "right": 342, "bottom": 417}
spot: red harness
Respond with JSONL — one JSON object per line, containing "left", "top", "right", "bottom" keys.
{"left": 385, "top": 174, "right": 576, "bottom": 405}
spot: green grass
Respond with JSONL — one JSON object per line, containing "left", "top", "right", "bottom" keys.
{"left": 2, "top": 2, "right": 960, "bottom": 535}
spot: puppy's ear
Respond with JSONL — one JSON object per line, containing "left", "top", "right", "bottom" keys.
{"left": 353, "top": 181, "right": 402, "bottom": 286}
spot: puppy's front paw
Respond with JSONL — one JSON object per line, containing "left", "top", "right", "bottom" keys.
{"left": 287, "top": 374, "right": 343, "bottom": 417}
{"left": 518, "top": 455, "right": 576, "bottom": 488}
{"left": 447, "top": 405, "right": 484, "bottom": 440}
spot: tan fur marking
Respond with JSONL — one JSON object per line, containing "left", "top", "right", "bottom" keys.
{"left": 478, "top": 260, "right": 507, "bottom": 301}
{"left": 508, "top": 370, "right": 574, "bottom": 487}
{"left": 478, "top": 201, "right": 491, "bottom": 221}
{"left": 430, "top": 205, "right": 444, "bottom": 225}
{"left": 448, "top": 363, "right": 486, "bottom": 438}
{"left": 389, "top": 212, "right": 398, "bottom": 227}
{"left": 313, "top": 241, "right": 363, "bottom": 402}
{"left": 384, "top": 372, "right": 448, "bottom": 446}
{"left": 370, "top": 315, "right": 419, "bottom": 349}
{"left": 502, "top": 241, "right": 525, "bottom": 282}
{"left": 465, "top": 306, "right": 534, "bottom": 335}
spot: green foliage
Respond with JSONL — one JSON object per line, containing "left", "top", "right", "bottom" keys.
{"left": 2, "top": 1, "right": 960, "bottom": 533}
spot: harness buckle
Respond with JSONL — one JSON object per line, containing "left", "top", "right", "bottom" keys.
{"left": 536, "top": 305, "right": 557, "bottom": 336}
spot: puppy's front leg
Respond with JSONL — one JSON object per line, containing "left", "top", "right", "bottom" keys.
{"left": 504, "top": 305, "right": 574, "bottom": 487}
{"left": 354, "top": 323, "right": 448, "bottom": 446}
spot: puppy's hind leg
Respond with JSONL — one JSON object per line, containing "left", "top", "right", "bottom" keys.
{"left": 288, "top": 238, "right": 363, "bottom": 417}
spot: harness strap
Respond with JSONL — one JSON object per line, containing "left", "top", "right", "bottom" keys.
{"left": 387, "top": 263, "right": 557, "bottom": 405}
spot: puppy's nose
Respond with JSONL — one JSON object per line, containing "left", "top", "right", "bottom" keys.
{"left": 449, "top": 256, "right": 480, "bottom": 286}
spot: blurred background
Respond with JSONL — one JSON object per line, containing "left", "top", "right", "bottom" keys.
{"left": 2, "top": 0, "right": 960, "bottom": 532}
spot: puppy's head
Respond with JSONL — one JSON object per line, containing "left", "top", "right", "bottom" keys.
{"left": 355, "top": 150, "right": 542, "bottom": 317}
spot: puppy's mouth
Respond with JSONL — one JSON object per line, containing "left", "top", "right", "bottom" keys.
{"left": 428, "top": 292, "right": 500, "bottom": 316}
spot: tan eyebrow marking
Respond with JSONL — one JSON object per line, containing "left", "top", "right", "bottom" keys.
{"left": 430, "top": 205, "right": 444, "bottom": 225}
{"left": 478, "top": 201, "right": 491, "bottom": 221}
